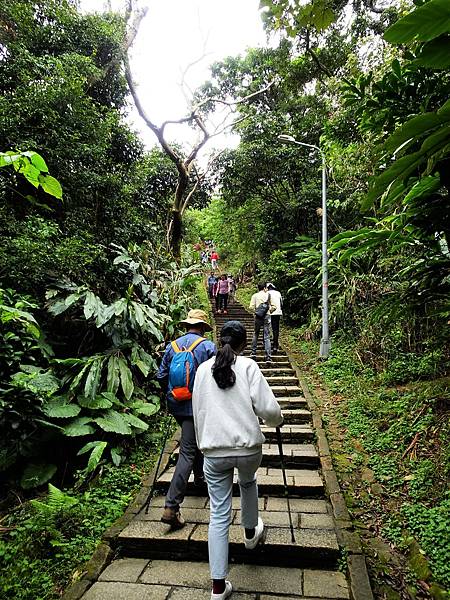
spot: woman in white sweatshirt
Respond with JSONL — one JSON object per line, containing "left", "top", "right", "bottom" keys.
{"left": 192, "top": 321, "right": 283, "bottom": 600}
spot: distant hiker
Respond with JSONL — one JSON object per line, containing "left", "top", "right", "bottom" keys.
{"left": 201, "top": 250, "right": 209, "bottom": 266}
{"left": 266, "top": 282, "right": 283, "bottom": 353}
{"left": 227, "top": 275, "right": 237, "bottom": 302}
{"left": 216, "top": 274, "right": 230, "bottom": 314}
{"left": 210, "top": 250, "right": 219, "bottom": 270}
{"left": 192, "top": 321, "right": 283, "bottom": 600}
{"left": 249, "top": 282, "right": 276, "bottom": 363}
{"left": 157, "top": 309, "right": 216, "bottom": 529}
{"left": 207, "top": 273, "right": 217, "bottom": 299}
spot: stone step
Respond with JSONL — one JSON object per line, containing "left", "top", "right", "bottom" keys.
{"left": 261, "top": 424, "right": 314, "bottom": 443}
{"left": 278, "top": 408, "right": 311, "bottom": 424}
{"left": 90, "top": 558, "right": 348, "bottom": 599}
{"left": 156, "top": 467, "right": 323, "bottom": 497}
{"left": 260, "top": 367, "right": 296, "bottom": 376}
{"left": 265, "top": 376, "right": 298, "bottom": 386}
{"left": 172, "top": 443, "right": 319, "bottom": 469}
{"left": 119, "top": 503, "right": 339, "bottom": 568}
{"left": 277, "top": 396, "right": 308, "bottom": 409}
{"left": 271, "top": 385, "right": 304, "bottom": 397}
{"left": 249, "top": 355, "right": 290, "bottom": 363}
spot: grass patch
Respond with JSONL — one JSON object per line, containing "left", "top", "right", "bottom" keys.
{"left": 283, "top": 328, "right": 450, "bottom": 594}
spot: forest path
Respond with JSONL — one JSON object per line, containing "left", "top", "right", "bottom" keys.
{"left": 76, "top": 299, "right": 372, "bottom": 600}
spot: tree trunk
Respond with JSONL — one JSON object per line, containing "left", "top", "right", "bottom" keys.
{"left": 170, "top": 208, "right": 183, "bottom": 259}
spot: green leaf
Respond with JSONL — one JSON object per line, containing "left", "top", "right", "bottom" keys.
{"left": 42, "top": 398, "right": 81, "bottom": 418}
{"left": 85, "top": 442, "right": 107, "bottom": 474}
{"left": 403, "top": 175, "right": 441, "bottom": 204}
{"left": 384, "top": 0, "right": 450, "bottom": 44}
{"left": 123, "top": 412, "right": 149, "bottom": 431}
{"left": 63, "top": 417, "right": 95, "bottom": 437}
{"left": 83, "top": 291, "right": 99, "bottom": 320}
{"left": 84, "top": 358, "right": 104, "bottom": 400}
{"left": 107, "top": 356, "right": 120, "bottom": 394}
{"left": 385, "top": 113, "right": 446, "bottom": 153}
{"left": 39, "top": 174, "right": 63, "bottom": 199}
{"left": 94, "top": 410, "right": 132, "bottom": 435}
{"left": 118, "top": 358, "right": 134, "bottom": 401}
{"left": 78, "top": 395, "right": 113, "bottom": 409}
{"left": 131, "top": 401, "right": 159, "bottom": 416}
{"left": 110, "top": 447, "right": 122, "bottom": 466}
{"left": 21, "top": 463, "right": 57, "bottom": 489}
{"left": 77, "top": 441, "right": 102, "bottom": 456}
{"left": 415, "top": 35, "right": 450, "bottom": 69}
{"left": 29, "top": 151, "right": 49, "bottom": 173}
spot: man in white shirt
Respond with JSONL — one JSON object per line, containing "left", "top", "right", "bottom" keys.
{"left": 249, "top": 282, "right": 277, "bottom": 363}
{"left": 267, "top": 283, "right": 283, "bottom": 353}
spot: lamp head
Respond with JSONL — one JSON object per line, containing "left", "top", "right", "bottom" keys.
{"left": 278, "top": 134, "right": 296, "bottom": 143}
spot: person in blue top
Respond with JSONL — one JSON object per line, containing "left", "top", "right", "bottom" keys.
{"left": 157, "top": 309, "right": 216, "bottom": 529}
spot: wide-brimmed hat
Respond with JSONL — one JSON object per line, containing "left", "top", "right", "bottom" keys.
{"left": 179, "top": 309, "right": 212, "bottom": 332}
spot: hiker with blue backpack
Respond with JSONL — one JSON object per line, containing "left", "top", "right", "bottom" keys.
{"left": 157, "top": 309, "right": 216, "bottom": 529}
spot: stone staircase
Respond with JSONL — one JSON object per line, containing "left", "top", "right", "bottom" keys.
{"left": 79, "top": 299, "right": 353, "bottom": 599}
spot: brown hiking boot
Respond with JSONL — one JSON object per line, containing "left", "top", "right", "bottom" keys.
{"left": 161, "top": 507, "right": 185, "bottom": 530}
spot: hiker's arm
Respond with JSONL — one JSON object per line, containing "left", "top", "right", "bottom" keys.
{"left": 249, "top": 363, "right": 283, "bottom": 427}
{"left": 156, "top": 345, "right": 171, "bottom": 393}
{"left": 249, "top": 295, "right": 256, "bottom": 311}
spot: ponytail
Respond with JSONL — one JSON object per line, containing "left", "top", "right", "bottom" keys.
{"left": 212, "top": 337, "right": 236, "bottom": 389}
{"left": 212, "top": 321, "right": 247, "bottom": 389}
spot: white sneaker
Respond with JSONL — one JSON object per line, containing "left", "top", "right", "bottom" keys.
{"left": 244, "top": 517, "right": 264, "bottom": 550}
{"left": 211, "top": 580, "right": 233, "bottom": 599}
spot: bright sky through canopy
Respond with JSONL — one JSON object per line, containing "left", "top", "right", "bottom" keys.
{"left": 80, "top": 0, "right": 267, "bottom": 156}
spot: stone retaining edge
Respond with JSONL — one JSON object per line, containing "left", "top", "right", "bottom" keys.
{"left": 290, "top": 361, "right": 374, "bottom": 600}
{"left": 60, "top": 428, "right": 181, "bottom": 600}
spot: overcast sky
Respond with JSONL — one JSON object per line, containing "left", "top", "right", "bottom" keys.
{"left": 79, "top": 0, "right": 267, "bottom": 158}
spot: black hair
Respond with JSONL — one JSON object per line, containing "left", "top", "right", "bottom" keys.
{"left": 257, "top": 282, "right": 266, "bottom": 291}
{"left": 212, "top": 321, "right": 247, "bottom": 389}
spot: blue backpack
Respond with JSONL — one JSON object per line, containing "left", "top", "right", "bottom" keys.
{"left": 168, "top": 337, "right": 205, "bottom": 401}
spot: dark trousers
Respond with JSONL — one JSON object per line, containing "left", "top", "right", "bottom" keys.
{"left": 271, "top": 315, "right": 281, "bottom": 349}
{"left": 217, "top": 293, "right": 228, "bottom": 311}
{"left": 165, "top": 417, "right": 204, "bottom": 510}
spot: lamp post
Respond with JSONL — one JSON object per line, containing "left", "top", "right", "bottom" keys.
{"left": 278, "top": 134, "right": 330, "bottom": 358}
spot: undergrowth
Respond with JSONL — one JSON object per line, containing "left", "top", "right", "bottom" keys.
{"left": 0, "top": 419, "right": 172, "bottom": 600}
{"left": 286, "top": 329, "right": 450, "bottom": 593}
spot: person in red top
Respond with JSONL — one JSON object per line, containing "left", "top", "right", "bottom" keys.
{"left": 210, "top": 250, "right": 219, "bottom": 270}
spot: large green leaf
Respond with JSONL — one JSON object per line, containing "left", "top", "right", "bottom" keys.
{"left": 385, "top": 113, "right": 446, "bottom": 153}
{"left": 415, "top": 35, "right": 450, "bottom": 69}
{"left": 85, "top": 442, "right": 107, "bottom": 474}
{"left": 123, "top": 412, "right": 149, "bottom": 431}
{"left": 63, "top": 417, "right": 95, "bottom": 437}
{"left": 42, "top": 398, "right": 81, "bottom": 418}
{"left": 84, "top": 357, "right": 104, "bottom": 400}
{"left": 118, "top": 358, "right": 134, "bottom": 401}
{"left": 107, "top": 356, "right": 120, "bottom": 394}
{"left": 403, "top": 175, "right": 441, "bottom": 204}
{"left": 94, "top": 410, "right": 132, "bottom": 435}
{"left": 78, "top": 395, "right": 113, "bottom": 409}
{"left": 21, "top": 463, "right": 57, "bottom": 490}
{"left": 39, "top": 174, "right": 63, "bottom": 199}
{"left": 384, "top": 0, "right": 450, "bottom": 44}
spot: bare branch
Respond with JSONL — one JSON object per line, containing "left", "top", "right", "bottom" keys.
{"left": 192, "top": 80, "right": 275, "bottom": 113}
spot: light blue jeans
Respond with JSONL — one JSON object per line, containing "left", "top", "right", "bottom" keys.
{"left": 203, "top": 451, "right": 262, "bottom": 579}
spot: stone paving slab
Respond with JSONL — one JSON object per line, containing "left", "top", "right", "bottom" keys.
{"left": 140, "top": 560, "right": 304, "bottom": 596}
{"left": 265, "top": 498, "right": 329, "bottom": 513}
{"left": 156, "top": 466, "right": 323, "bottom": 496}
{"left": 169, "top": 589, "right": 255, "bottom": 600}
{"left": 81, "top": 582, "right": 170, "bottom": 600}
{"left": 303, "top": 571, "right": 349, "bottom": 599}
{"left": 98, "top": 558, "right": 148, "bottom": 582}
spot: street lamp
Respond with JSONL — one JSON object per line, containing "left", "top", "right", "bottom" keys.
{"left": 278, "top": 133, "right": 330, "bottom": 358}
